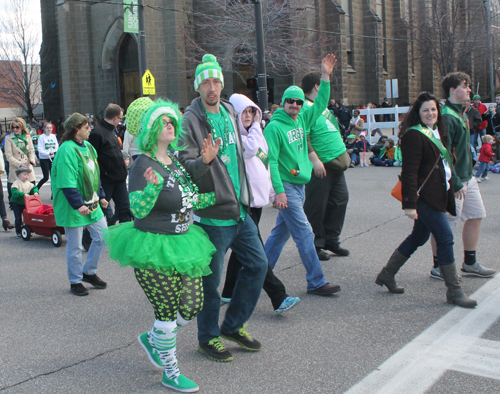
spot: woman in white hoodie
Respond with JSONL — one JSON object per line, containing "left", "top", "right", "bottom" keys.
{"left": 221, "top": 94, "right": 300, "bottom": 315}
{"left": 37, "top": 122, "right": 59, "bottom": 191}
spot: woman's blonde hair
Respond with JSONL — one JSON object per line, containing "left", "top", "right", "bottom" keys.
{"left": 11, "top": 117, "right": 28, "bottom": 135}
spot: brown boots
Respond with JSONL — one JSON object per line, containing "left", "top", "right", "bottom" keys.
{"left": 2, "top": 219, "right": 14, "bottom": 231}
{"left": 440, "top": 263, "right": 477, "bottom": 308}
{"left": 375, "top": 249, "right": 408, "bottom": 294}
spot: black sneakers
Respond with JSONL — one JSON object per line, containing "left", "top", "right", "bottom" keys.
{"left": 198, "top": 337, "right": 233, "bottom": 362}
{"left": 325, "top": 244, "right": 350, "bottom": 256}
{"left": 221, "top": 324, "right": 261, "bottom": 351}
{"left": 70, "top": 283, "right": 89, "bottom": 296}
{"left": 82, "top": 273, "right": 107, "bottom": 289}
{"left": 307, "top": 282, "right": 341, "bottom": 296}
{"left": 316, "top": 248, "right": 331, "bottom": 261}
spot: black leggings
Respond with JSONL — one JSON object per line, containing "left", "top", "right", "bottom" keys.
{"left": 134, "top": 268, "right": 204, "bottom": 321}
{"left": 37, "top": 159, "right": 52, "bottom": 190}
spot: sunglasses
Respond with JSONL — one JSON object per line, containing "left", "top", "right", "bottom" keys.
{"left": 12, "top": 126, "right": 21, "bottom": 129}
{"left": 285, "top": 98, "right": 304, "bottom": 106}
{"left": 242, "top": 108, "right": 256, "bottom": 116}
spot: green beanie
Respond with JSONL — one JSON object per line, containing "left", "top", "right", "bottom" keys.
{"left": 64, "top": 113, "right": 87, "bottom": 131}
{"left": 473, "top": 95, "right": 481, "bottom": 100}
{"left": 281, "top": 86, "right": 305, "bottom": 105}
{"left": 347, "top": 134, "right": 356, "bottom": 139}
{"left": 194, "top": 54, "right": 224, "bottom": 90}
{"left": 126, "top": 97, "right": 154, "bottom": 137}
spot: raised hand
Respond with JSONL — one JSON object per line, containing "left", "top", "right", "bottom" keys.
{"left": 201, "top": 134, "right": 221, "bottom": 164}
{"left": 321, "top": 53, "right": 338, "bottom": 78}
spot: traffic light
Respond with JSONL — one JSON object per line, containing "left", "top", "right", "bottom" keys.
{"left": 247, "top": 77, "right": 258, "bottom": 90}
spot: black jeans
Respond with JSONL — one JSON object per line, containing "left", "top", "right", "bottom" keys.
{"left": 101, "top": 180, "right": 132, "bottom": 225}
{"left": 221, "top": 207, "right": 288, "bottom": 310}
{"left": 304, "top": 169, "right": 349, "bottom": 249}
{"left": 0, "top": 177, "right": 7, "bottom": 220}
{"left": 12, "top": 202, "right": 24, "bottom": 234}
{"left": 37, "top": 158, "right": 52, "bottom": 190}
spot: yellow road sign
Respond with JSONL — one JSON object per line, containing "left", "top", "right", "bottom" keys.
{"left": 142, "top": 69, "right": 156, "bottom": 95}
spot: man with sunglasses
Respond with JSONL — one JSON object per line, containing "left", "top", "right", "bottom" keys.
{"left": 264, "top": 54, "right": 341, "bottom": 296}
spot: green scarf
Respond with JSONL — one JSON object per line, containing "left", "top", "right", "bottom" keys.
{"left": 441, "top": 106, "right": 469, "bottom": 131}
{"left": 12, "top": 134, "right": 30, "bottom": 156}
{"left": 407, "top": 124, "right": 453, "bottom": 164}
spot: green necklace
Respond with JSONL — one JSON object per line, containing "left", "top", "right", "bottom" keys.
{"left": 151, "top": 153, "right": 199, "bottom": 206}
{"left": 203, "top": 104, "right": 231, "bottom": 156}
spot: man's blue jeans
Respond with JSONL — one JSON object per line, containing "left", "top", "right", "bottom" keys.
{"left": 195, "top": 214, "right": 267, "bottom": 343}
{"left": 397, "top": 199, "right": 454, "bottom": 265}
{"left": 265, "top": 182, "right": 328, "bottom": 291}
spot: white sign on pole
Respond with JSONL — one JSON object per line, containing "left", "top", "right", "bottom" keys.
{"left": 385, "top": 79, "right": 399, "bottom": 99}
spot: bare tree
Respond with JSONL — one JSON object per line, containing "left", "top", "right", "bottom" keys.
{"left": 0, "top": 0, "right": 41, "bottom": 120}
{"left": 180, "top": 0, "right": 328, "bottom": 80}
{"left": 400, "top": 0, "right": 489, "bottom": 77}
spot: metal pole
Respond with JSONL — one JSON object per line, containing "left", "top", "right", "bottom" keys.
{"left": 138, "top": 0, "right": 147, "bottom": 96}
{"left": 253, "top": 0, "right": 267, "bottom": 111}
{"left": 486, "top": 0, "right": 495, "bottom": 100}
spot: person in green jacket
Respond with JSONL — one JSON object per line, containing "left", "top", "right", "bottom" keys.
{"left": 264, "top": 54, "right": 341, "bottom": 296}
{"left": 429, "top": 72, "right": 496, "bottom": 280}
{"left": 52, "top": 113, "right": 109, "bottom": 296}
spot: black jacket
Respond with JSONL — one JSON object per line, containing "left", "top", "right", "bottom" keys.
{"left": 400, "top": 127, "right": 456, "bottom": 215}
{"left": 88, "top": 119, "right": 128, "bottom": 183}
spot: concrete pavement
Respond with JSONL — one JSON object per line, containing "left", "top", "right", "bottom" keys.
{"left": 1, "top": 165, "right": 499, "bottom": 393}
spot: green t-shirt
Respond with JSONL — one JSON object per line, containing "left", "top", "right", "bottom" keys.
{"left": 199, "top": 111, "right": 246, "bottom": 227}
{"left": 304, "top": 100, "right": 346, "bottom": 163}
{"left": 51, "top": 140, "right": 104, "bottom": 228}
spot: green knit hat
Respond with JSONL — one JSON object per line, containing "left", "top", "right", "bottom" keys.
{"left": 194, "top": 54, "right": 224, "bottom": 90}
{"left": 126, "top": 97, "right": 154, "bottom": 137}
{"left": 347, "top": 134, "right": 356, "bottom": 139}
{"left": 281, "top": 86, "right": 305, "bottom": 105}
{"left": 64, "top": 113, "right": 87, "bottom": 131}
{"left": 473, "top": 95, "right": 481, "bottom": 100}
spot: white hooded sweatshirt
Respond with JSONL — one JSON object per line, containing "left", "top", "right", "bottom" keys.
{"left": 229, "top": 94, "right": 272, "bottom": 208}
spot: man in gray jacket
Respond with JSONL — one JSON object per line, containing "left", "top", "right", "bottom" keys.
{"left": 178, "top": 54, "right": 267, "bottom": 363}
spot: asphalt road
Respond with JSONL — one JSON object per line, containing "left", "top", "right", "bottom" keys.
{"left": 1, "top": 165, "right": 499, "bottom": 394}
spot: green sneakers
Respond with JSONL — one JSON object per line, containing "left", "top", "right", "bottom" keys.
{"left": 221, "top": 324, "right": 261, "bottom": 351}
{"left": 162, "top": 372, "right": 199, "bottom": 393}
{"left": 138, "top": 332, "right": 163, "bottom": 369}
{"left": 197, "top": 337, "right": 233, "bottom": 362}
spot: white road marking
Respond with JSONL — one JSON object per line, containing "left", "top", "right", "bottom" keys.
{"left": 345, "top": 274, "right": 500, "bottom": 394}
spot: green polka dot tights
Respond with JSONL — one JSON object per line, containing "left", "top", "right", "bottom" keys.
{"left": 134, "top": 268, "right": 204, "bottom": 321}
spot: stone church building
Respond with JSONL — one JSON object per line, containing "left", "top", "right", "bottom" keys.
{"left": 40, "top": 0, "right": 495, "bottom": 121}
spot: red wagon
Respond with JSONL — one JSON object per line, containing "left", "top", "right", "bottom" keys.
{"left": 21, "top": 195, "right": 65, "bottom": 247}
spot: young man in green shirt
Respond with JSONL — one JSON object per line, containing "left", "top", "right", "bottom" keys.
{"left": 264, "top": 54, "right": 341, "bottom": 296}
{"left": 430, "top": 72, "right": 495, "bottom": 280}
{"left": 301, "top": 72, "right": 350, "bottom": 261}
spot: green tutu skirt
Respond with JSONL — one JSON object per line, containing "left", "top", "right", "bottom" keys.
{"left": 102, "top": 222, "right": 215, "bottom": 278}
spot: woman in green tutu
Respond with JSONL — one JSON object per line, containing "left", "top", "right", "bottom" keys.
{"left": 103, "top": 98, "right": 219, "bottom": 393}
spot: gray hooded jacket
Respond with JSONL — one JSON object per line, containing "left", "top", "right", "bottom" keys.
{"left": 178, "top": 97, "right": 253, "bottom": 222}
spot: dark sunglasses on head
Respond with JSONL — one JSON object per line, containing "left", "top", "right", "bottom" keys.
{"left": 285, "top": 98, "right": 304, "bottom": 106}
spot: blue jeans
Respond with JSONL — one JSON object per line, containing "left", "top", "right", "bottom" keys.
{"left": 471, "top": 128, "right": 486, "bottom": 150}
{"left": 195, "top": 214, "right": 267, "bottom": 343}
{"left": 65, "top": 216, "right": 107, "bottom": 284}
{"left": 373, "top": 158, "right": 395, "bottom": 166}
{"left": 265, "top": 182, "right": 328, "bottom": 291}
{"left": 348, "top": 152, "right": 360, "bottom": 164}
{"left": 397, "top": 199, "right": 454, "bottom": 265}
{"left": 475, "top": 161, "right": 488, "bottom": 178}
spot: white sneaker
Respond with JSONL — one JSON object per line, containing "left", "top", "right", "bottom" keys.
{"left": 481, "top": 176, "right": 489, "bottom": 181}
{"left": 430, "top": 267, "right": 444, "bottom": 281}
{"left": 476, "top": 177, "right": 482, "bottom": 183}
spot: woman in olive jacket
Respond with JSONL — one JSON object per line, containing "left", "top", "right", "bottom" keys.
{"left": 375, "top": 92, "right": 476, "bottom": 308}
